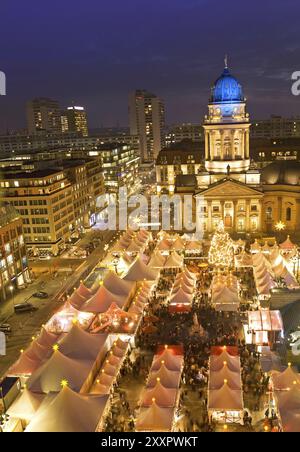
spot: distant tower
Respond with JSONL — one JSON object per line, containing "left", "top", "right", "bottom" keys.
{"left": 129, "top": 90, "right": 165, "bottom": 163}
{"left": 203, "top": 58, "right": 251, "bottom": 174}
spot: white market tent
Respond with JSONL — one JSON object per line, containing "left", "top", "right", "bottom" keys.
{"left": 275, "top": 386, "right": 300, "bottom": 432}
{"left": 123, "top": 257, "right": 159, "bottom": 282}
{"left": 164, "top": 252, "right": 184, "bottom": 269}
{"left": 272, "top": 365, "right": 300, "bottom": 391}
{"left": 140, "top": 382, "right": 177, "bottom": 408}
{"left": 209, "top": 351, "right": 241, "bottom": 373}
{"left": 81, "top": 285, "right": 127, "bottom": 313}
{"left": 25, "top": 386, "right": 109, "bottom": 432}
{"left": 151, "top": 350, "right": 183, "bottom": 372}
{"left": 148, "top": 252, "right": 167, "bottom": 269}
{"left": 103, "top": 271, "right": 135, "bottom": 296}
{"left": 76, "top": 282, "right": 93, "bottom": 299}
{"left": 248, "top": 310, "right": 283, "bottom": 334}
{"left": 27, "top": 350, "right": 93, "bottom": 394}
{"left": 209, "top": 366, "right": 242, "bottom": 391}
{"left": 169, "top": 288, "right": 193, "bottom": 305}
{"left": 57, "top": 324, "right": 108, "bottom": 361}
{"left": 147, "top": 364, "right": 181, "bottom": 389}
{"left": 7, "top": 389, "right": 44, "bottom": 423}
{"left": 135, "top": 402, "right": 174, "bottom": 432}
{"left": 280, "top": 236, "right": 297, "bottom": 252}
{"left": 208, "top": 381, "right": 244, "bottom": 412}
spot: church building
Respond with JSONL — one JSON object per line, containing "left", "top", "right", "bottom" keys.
{"left": 155, "top": 60, "right": 300, "bottom": 234}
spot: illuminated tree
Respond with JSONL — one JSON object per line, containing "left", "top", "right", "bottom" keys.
{"left": 208, "top": 220, "right": 234, "bottom": 267}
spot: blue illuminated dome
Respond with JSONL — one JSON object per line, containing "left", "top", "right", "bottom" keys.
{"left": 211, "top": 66, "right": 244, "bottom": 103}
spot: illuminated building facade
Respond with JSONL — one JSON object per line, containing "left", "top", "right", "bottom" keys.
{"left": 156, "top": 61, "right": 300, "bottom": 235}
{"left": 0, "top": 203, "right": 30, "bottom": 302}
{"left": 129, "top": 90, "right": 165, "bottom": 163}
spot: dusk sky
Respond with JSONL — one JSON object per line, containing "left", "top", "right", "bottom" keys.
{"left": 0, "top": 0, "right": 300, "bottom": 132}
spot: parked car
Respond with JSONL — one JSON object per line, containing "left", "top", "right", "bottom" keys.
{"left": 32, "top": 291, "right": 49, "bottom": 299}
{"left": 0, "top": 323, "right": 12, "bottom": 334}
{"left": 14, "top": 303, "right": 38, "bottom": 313}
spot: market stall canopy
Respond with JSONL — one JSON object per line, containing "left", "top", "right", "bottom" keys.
{"left": 280, "top": 236, "right": 297, "bottom": 252}
{"left": 58, "top": 324, "right": 108, "bottom": 361}
{"left": 169, "top": 288, "right": 193, "bottom": 305}
{"left": 123, "top": 257, "right": 159, "bottom": 282}
{"left": 36, "top": 328, "right": 60, "bottom": 348}
{"left": 76, "top": 282, "right": 92, "bottom": 299}
{"left": 140, "top": 382, "right": 177, "bottom": 408}
{"left": 147, "top": 364, "right": 181, "bottom": 389}
{"left": 25, "top": 386, "right": 109, "bottom": 432}
{"left": 164, "top": 252, "right": 184, "bottom": 269}
{"left": 8, "top": 352, "right": 44, "bottom": 377}
{"left": 103, "top": 271, "right": 135, "bottom": 296}
{"left": 272, "top": 365, "right": 300, "bottom": 391}
{"left": 151, "top": 349, "right": 183, "bottom": 372}
{"left": 148, "top": 252, "right": 166, "bottom": 269}
{"left": 68, "top": 291, "right": 86, "bottom": 309}
{"left": 7, "top": 388, "right": 44, "bottom": 422}
{"left": 81, "top": 285, "right": 127, "bottom": 313}
{"left": 248, "top": 310, "right": 283, "bottom": 332}
{"left": 27, "top": 350, "right": 92, "bottom": 394}
{"left": 209, "top": 366, "right": 242, "bottom": 391}
{"left": 157, "top": 240, "right": 172, "bottom": 251}
{"left": 210, "top": 351, "right": 241, "bottom": 373}
{"left": 208, "top": 382, "right": 243, "bottom": 411}
{"left": 185, "top": 240, "right": 202, "bottom": 251}
{"left": 135, "top": 402, "right": 174, "bottom": 432}
{"left": 275, "top": 386, "right": 300, "bottom": 432}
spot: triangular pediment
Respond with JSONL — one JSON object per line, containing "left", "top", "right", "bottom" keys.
{"left": 196, "top": 179, "right": 263, "bottom": 198}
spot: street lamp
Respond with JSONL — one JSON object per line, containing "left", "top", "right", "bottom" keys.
{"left": 9, "top": 285, "right": 15, "bottom": 307}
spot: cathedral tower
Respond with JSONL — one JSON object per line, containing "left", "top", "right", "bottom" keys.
{"left": 203, "top": 58, "right": 251, "bottom": 174}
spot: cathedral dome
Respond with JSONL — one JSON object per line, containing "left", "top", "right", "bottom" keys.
{"left": 211, "top": 67, "right": 244, "bottom": 103}
{"left": 261, "top": 161, "right": 300, "bottom": 186}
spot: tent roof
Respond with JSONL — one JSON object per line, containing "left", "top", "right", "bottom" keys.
{"left": 123, "top": 257, "right": 159, "bottom": 282}
{"left": 26, "top": 340, "right": 52, "bottom": 362}
{"left": 27, "top": 350, "right": 92, "bottom": 394}
{"left": 136, "top": 403, "right": 174, "bottom": 432}
{"left": 68, "top": 291, "right": 86, "bottom": 309}
{"left": 25, "top": 386, "right": 109, "bottom": 432}
{"left": 210, "top": 351, "right": 241, "bottom": 373}
{"left": 248, "top": 310, "right": 283, "bottom": 332}
{"left": 275, "top": 386, "right": 300, "bottom": 413}
{"left": 170, "top": 288, "right": 193, "bottom": 305}
{"left": 164, "top": 252, "right": 184, "bottom": 268}
{"left": 209, "top": 367, "right": 242, "bottom": 390}
{"left": 8, "top": 352, "right": 42, "bottom": 377}
{"left": 280, "top": 236, "right": 296, "bottom": 251}
{"left": 36, "top": 327, "right": 59, "bottom": 348}
{"left": 151, "top": 350, "right": 183, "bottom": 372}
{"left": 147, "top": 364, "right": 181, "bottom": 389}
{"left": 81, "top": 285, "right": 126, "bottom": 313}
{"left": 58, "top": 324, "right": 107, "bottom": 361}
{"left": 103, "top": 271, "right": 135, "bottom": 296}
{"left": 157, "top": 240, "right": 172, "bottom": 251}
{"left": 76, "top": 282, "right": 92, "bottom": 299}
{"left": 172, "top": 281, "right": 194, "bottom": 294}
{"left": 7, "top": 389, "right": 44, "bottom": 422}
{"left": 208, "top": 383, "right": 243, "bottom": 411}
{"left": 273, "top": 366, "right": 300, "bottom": 391}
{"left": 141, "top": 382, "right": 177, "bottom": 408}
{"left": 148, "top": 252, "right": 166, "bottom": 269}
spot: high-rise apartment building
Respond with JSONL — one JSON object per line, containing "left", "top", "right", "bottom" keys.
{"left": 64, "top": 106, "right": 89, "bottom": 136}
{"left": 26, "top": 98, "right": 61, "bottom": 135}
{"left": 129, "top": 90, "right": 165, "bottom": 163}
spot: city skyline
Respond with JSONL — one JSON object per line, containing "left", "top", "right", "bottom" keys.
{"left": 1, "top": 0, "right": 300, "bottom": 132}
